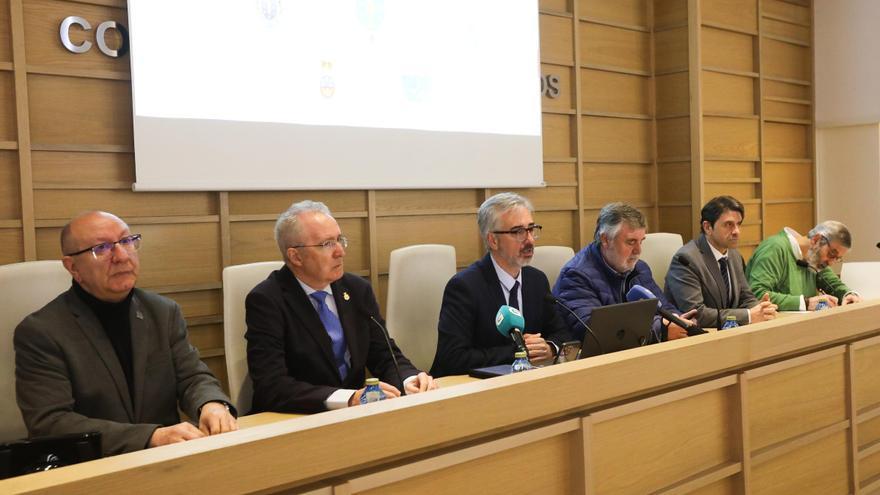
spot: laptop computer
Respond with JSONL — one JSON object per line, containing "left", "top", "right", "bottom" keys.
{"left": 579, "top": 298, "right": 657, "bottom": 359}
{"left": 468, "top": 298, "right": 659, "bottom": 378}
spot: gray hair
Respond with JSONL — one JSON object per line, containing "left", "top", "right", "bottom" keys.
{"left": 274, "top": 200, "right": 334, "bottom": 257}
{"left": 477, "top": 193, "right": 534, "bottom": 248}
{"left": 808, "top": 220, "right": 852, "bottom": 249}
{"left": 594, "top": 202, "right": 647, "bottom": 242}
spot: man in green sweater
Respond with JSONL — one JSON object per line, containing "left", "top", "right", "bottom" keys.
{"left": 746, "top": 221, "right": 861, "bottom": 311}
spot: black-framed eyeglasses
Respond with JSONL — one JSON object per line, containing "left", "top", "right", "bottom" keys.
{"left": 491, "top": 224, "right": 542, "bottom": 242}
{"left": 820, "top": 234, "right": 844, "bottom": 263}
{"left": 293, "top": 235, "right": 349, "bottom": 251}
{"left": 64, "top": 234, "right": 142, "bottom": 259}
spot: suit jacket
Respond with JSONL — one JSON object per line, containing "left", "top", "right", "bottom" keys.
{"left": 664, "top": 235, "right": 758, "bottom": 328}
{"left": 14, "top": 287, "right": 230, "bottom": 456}
{"left": 430, "top": 253, "right": 573, "bottom": 377}
{"left": 245, "top": 266, "right": 419, "bottom": 414}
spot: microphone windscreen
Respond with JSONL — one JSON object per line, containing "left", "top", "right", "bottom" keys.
{"left": 495, "top": 305, "right": 525, "bottom": 337}
{"left": 677, "top": 255, "right": 691, "bottom": 267}
{"left": 626, "top": 284, "right": 656, "bottom": 303}
{"left": 543, "top": 293, "right": 557, "bottom": 304}
{"left": 795, "top": 259, "right": 810, "bottom": 268}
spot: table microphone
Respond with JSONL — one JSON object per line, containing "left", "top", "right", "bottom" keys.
{"left": 495, "top": 305, "right": 527, "bottom": 353}
{"left": 626, "top": 284, "right": 706, "bottom": 336}
{"left": 543, "top": 293, "right": 603, "bottom": 355}
{"left": 353, "top": 301, "right": 404, "bottom": 394}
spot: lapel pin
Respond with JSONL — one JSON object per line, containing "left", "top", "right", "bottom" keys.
{"left": 343, "top": 291, "right": 350, "bottom": 301}
{"left": 136, "top": 311, "right": 144, "bottom": 320}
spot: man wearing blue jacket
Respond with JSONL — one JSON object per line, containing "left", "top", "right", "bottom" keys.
{"left": 553, "top": 202, "right": 694, "bottom": 342}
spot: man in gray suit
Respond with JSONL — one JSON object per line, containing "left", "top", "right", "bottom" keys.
{"left": 14, "top": 211, "right": 237, "bottom": 456}
{"left": 665, "top": 196, "right": 777, "bottom": 328}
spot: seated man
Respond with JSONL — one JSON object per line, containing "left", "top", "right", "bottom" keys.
{"left": 554, "top": 202, "right": 694, "bottom": 342}
{"left": 665, "top": 196, "right": 776, "bottom": 328}
{"left": 747, "top": 220, "right": 860, "bottom": 311}
{"left": 430, "top": 193, "right": 573, "bottom": 377}
{"left": 246, "top": 200, "right": 436, "bottom": 413}
{"left": 14, "top": 211, "right": 236, "bottom": 457}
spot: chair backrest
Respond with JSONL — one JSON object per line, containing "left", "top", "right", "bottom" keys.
{"left": 531, "top": 246, "right": 575, "bottom": 288}
{"left": 222, "top": 261, "right": 283, "bottom": 413}
{"left": 385, "top": 244, "right": 456, "bottom": 371}
{"left": 0, "top": 261, "right": 71, "bottom": 442}
{"left": 640, "top": 233, "right": 684, "bottom": 290}
{"left": 840, "top": 262, "right": 880, "bottom": 300}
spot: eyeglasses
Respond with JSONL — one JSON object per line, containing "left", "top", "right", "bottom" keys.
{"left": 491, "top": 224, "right": 542, "bottom": 242}
{"left": 820, "top": 235, "right": 844, "bottom": 263}
{"left": 64, "top": 234, "right": 142, "bottom": 259}
{"left": 293, "top": 235, "right": 349, "bottom": 250}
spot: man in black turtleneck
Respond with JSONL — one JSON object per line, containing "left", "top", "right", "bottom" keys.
{"left": 14, "top": 211, "right": 237, "bottom": 456}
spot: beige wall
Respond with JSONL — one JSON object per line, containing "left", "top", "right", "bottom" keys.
{"left": 814, "top": 0, "right": 880, "bottom": 262}
{"left": 0, "top": 0, "right": 815, "bottom": 390}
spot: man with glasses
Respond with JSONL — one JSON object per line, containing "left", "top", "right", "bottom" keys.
{"left": 430, "top": 193, "right": 572, "bottom": 377}
{"left": 14, "top": 211, "right": 236, "bottom": 456}
{"left": 554, "top": 202, "right": 695, "bottom": 342}
{"left": 747, "top": 220, "right": 860, "bottom": 310}
{"left": 245, "top": 200, "right": 436, "bottom": 413}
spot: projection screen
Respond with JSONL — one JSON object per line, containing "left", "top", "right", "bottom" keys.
{"left": 128, "top": 0, "right": 545, "bottom": 191}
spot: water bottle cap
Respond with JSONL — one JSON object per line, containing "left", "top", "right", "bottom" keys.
{"left": 514, "top": 351, "right": 527, "bottom": 358}
{"left": 365, "top": 377, "right": 379, "bottom": 385}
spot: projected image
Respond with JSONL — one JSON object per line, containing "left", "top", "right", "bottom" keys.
{"left": 127, "top": 0, "right": 544, "bottom": 191}
{"left": 131, "top": 0, "right": 539, "bottom": 136}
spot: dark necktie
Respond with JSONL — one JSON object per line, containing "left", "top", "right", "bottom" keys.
{"left": 310, "top": 291, "right": 350, "bottom": 380}
{"left": 719, "top": 257, "right": 731, "bottom": 303}
{"left": 508, "top": 280, "right": 520, "bottom": 310}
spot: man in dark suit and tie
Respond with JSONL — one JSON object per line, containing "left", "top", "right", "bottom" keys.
{"left": 664, "top": 196, "right": 777, "bottom": 328}
{"left": 245, "top": 200, "right": 436, "bottom": 414}
{"left": 14, "top": 211, "right": 236, "bottom": 456}
{"left": 430, "top": 193, "right": 572, "bottom": 377}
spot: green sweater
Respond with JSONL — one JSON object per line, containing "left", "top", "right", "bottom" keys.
{"left": 746, "top": 230, "right": 852, "bottom": 311}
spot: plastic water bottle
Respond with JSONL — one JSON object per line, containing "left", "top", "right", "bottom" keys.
{"left": 511, "top": 351, "right": 532, "bottom": 373}
{"left": 360, "top": 377, "right": 385, "bottom": 404}
{"left": 815, "top": 300, "right": 830, "bottom": 311}
{"left": 721, "top": 315, "right": 739, "bottom": 330}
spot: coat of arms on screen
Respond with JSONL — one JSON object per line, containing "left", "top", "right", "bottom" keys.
{"left": 320, "top": 61, "right": 336, "bottom": 98}
{"left": 256, "top": 0, "right": 281, "bottom": 21}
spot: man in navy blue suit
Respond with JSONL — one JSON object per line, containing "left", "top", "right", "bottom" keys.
{"left": 430, "top": 193, "right": 573, "bottom": 377}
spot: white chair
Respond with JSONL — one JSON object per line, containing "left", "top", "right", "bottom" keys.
{"left": 531, "top": 245, "right": 575, "bottom": 288}
{"left": 840, "top": 262, "right": 880, "bottom": 300}
{"left": 0, "top": 260, "right": 71, "bottom": 442}
{"left": 385, "top": 245, "right": 456, "bottom": 372}
{"left": 222, "top": 261, "right": 283, "bottom": 414}
{"left": 641, "top": 232, "right": 684, "bottom": 290}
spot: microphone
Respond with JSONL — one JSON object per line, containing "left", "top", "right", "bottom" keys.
{"left": 625, "top": 284, "right": 706, "bottom": 337}
{"left": 796, "top": 259, "right": 818, "bottom": 273}
{"left": 543, "top": 293, "right": 603, "bottom": 356}
{"left": 676, "top": 255, "right": 722, "bottom": 330}
{"left": 353, "top": 300, "right": 404, "bottom": 394}
{"left": 495, "top": 305, "right": 527, "bottom": 354}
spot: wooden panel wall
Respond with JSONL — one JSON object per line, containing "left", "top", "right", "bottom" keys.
{"left": 683, "top": 0, "right": 814, "bottom": 259}
{"left": 0, "top": 0, "right": 815, "bottom": 391}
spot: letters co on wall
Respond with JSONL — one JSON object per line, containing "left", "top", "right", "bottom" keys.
{"left": 59, "top": 15, "right": 128, "bottom": 58}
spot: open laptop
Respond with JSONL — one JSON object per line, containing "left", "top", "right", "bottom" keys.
{"left": 469, "top": 298, "right": 659, "bottom": 378}
{"left": 579, "top": 298, "right": 657, "bottom": 359}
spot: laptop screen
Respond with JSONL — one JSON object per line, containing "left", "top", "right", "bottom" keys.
{"left": 580, "top": 299, "right": 658, "bottom": 358}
